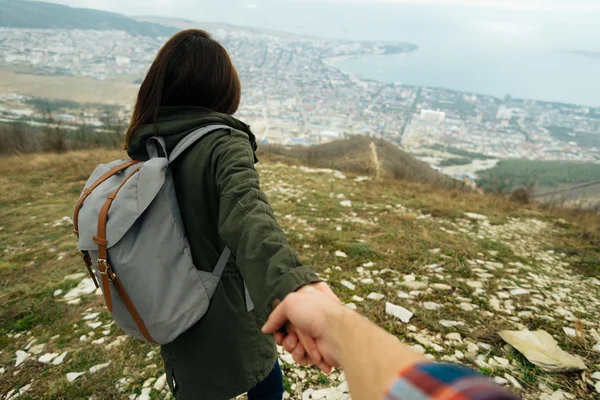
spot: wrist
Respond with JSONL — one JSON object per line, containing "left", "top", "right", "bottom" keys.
{"left": 324, "top": 304, "right": 354, "bottom": 361}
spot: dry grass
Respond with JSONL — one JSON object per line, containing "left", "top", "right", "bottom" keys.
{"left": 1, "top": 150, "right": 599, "bottom": 399}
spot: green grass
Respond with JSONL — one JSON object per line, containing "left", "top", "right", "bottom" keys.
{"left": 1, "top": 150, "right": 599, "bottom": 399}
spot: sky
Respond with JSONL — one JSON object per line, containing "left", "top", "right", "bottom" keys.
{"left": 42, "top": 0, "right": 600, "bottom": 49}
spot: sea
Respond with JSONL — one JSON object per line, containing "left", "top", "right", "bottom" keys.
{"left": 184, "top": 0, "right": 600, "bottom": 107}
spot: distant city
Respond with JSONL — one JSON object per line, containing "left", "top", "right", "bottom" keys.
{"left": 1, "top": 26, "right": 599, "bottom": 172}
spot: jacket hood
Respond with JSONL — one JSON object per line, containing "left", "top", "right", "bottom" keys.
{"left": 127, "top": 106, "right": 258, "bottom": 161}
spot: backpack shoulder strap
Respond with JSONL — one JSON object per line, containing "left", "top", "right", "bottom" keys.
{"left": 168, "top": 124, "right": 232, "bottom": 163}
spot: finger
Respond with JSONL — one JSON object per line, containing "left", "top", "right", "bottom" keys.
{"left": 292, "top": 341, "right": 306, "bottom": 362}
{"left": 283, "top": 333, "right": 299, "bottom": 353}
{"left": 296, "top": 329, "right": 322, "bottom": 365}
{"left": 262, "top": 298, "right": 291, "bottom": 334}
{"left": 317, "top": 361, "right": 332, "bottom": 375}
{"left": 274, "top": 331, "right": 285, "bottom": 346}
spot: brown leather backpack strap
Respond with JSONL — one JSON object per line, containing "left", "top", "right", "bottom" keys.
{"left": 73, "top": 160, "right": 139, "bottom": 237}
{"left": 92, "top": 167, "right": 157, "bottom": 344}
{"left": 111, "top": 272, "right": 157, "bottom": 344}
{"left": 80, "top": 251, "right": 99, "bottom": 288}
{"left": 93, "top": 166, "right": 140, "bottom": 312}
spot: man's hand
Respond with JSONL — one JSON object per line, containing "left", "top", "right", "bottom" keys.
{"left": 263, "top": 287, "right": 345, "bottom": 373}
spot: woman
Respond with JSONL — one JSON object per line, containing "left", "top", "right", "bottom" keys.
{"left": 125, "top": 29, "right": 336, "bottom": 400}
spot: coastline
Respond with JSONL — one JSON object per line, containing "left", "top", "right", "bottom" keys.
{"left": 321, "top": 48, "right": 599, "bottom": 108}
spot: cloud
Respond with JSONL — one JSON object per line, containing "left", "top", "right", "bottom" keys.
{"left": 374, "top": 0, "right": 600, "bottom": 12}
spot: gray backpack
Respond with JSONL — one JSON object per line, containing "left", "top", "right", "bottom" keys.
{"left": 73, "top": 124, "right": 253, "bottom": 345}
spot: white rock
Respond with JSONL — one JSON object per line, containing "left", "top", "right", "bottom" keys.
{"left": 143, "top": 378, "right": 156, "bottom": 388}
{"left": 432, "top": 344, "right": 445, "bottom": 352}
{"left": 340, "top": 280, "right": 355, "bottom": 290}
{"left": 106, "top": 335, "right": 128, "bottom": 350}
{"left": 467, "top": 281, "right": 483, "bottom": 289}
{"left": 367, "top": 292, "right": 385, "bottom": 301}
{"left": 335, "top": 251, "right": 348, "bottom": 258}
{"left": 52, "top": 352, "right": 68, "bottom": 365}
{"left": 591, "top": 371, "right": 600, "bottom": 380}
{"left": 504, "top": 374, "right": 523, "bottom": 389}
{"left": 360, "top": 278, "right": 374, "bottom": 284}
{"left": 466, "top": 343, "right": 479, "bottom": 356}
{"left": 280, "top": 353, "right": 295, "bottom": 365}
{"left": 460, "top": 303, "right": 475, "bottom": 311}
{"left": 423, "top": 302, "right": 442, "bottom": 310}
{"left": 404, "top": 275, "right": 416, "bottom": 282}
{"left": 154, "top": 373, "right": 167, "bottom": 391}
{"left": 83, "top": 312, "right": 100, "bottom": 320}
{"left": 138, "top": 387, "right": 152, "bottom": 400}
{"left": 53, "top": 289, "right": 63, "bottom": 297}
{"left": 510, "top": 288, "right": 530, "bottom": 296}
{"left": 86, "top": 321, "right": 102, "bottom": 329}
{"left": 455, "top": 350, "right": 465, "bottom": 360}
{"left": 440, "top": 320, "right": 462, "bottom": 328}
{"left": 595, "top": 381, "right": 600, "bottom": 394}
{"left": 64, "top": 272, "right": 86, "bottom": 281}
{"left": 363, "top": 261, "right": 374, "bottom": 268}
{"left": 339, "top": 200, "right": 352, "bottom": 208}
{"left": 92, "top": 338, "right": 105, "bottom": 345}
{"left": 465, "top": 212, "right": 488, "bottom": 220}
{"left": 351, "top": 295, "right": 364, "bottom": 302}
{"left": 29, "top": 343, "right": 45, "bottom": 355}
{"left": 432, "top": 283, "right": 452, "bottom": 291}
{"left": 493, "top": 377, "right": 508, "bottom": 385}
{"left": 494, "top": 356, "right": 510, "bottom": 367}
{"left": 446, "top": 333, "right": 462, "bottom": 342}
{"left": 311, "top": 388, "right": 332, "bottom": 399}
{"left": 15, "top": 350, "right": 31, "bottom": 367}
{"left": 345, "top": 303, "right": 357, "bottom": 310}
{"left": 63, "top": 278, "right": 98, "bottom": 299}
{"left": 397, "top": 291, "right": 410, "bottom": 299}
{"left": 385, "top": 302, "right": 413, "bottom": 323}
{"left": 593, "top": 343, "right": 600, "bottom": 353}
{"left": 478, "top": 342, "right": 492, "bottom": 351}
{"left": 411, "top": 344, "right": 426, "bottom": 354}
{"left": 563, "top": 327, "right": 577, "bottom": 337}
{"left": 67, "top": 298, "right": 82, "bottom": 305}
{"left": 302, "top": 389, "right": 314, "bottom": 400}
{"left": 0, "top": 367, "right": 4, "bottom": 375}
{"left": 67, "top": 372, "right": 85, "bottom": 383}
{"left": 38, "top": 353, "right": 58, "bottom": 364}
{"left": 89, "top": 362, "right": 111, "bottom": 374}
{"left": 5, "top": 383, "right": 32, "bottom": 400}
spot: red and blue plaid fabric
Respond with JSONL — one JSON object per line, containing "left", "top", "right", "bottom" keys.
{"left": 385, "top": 363, "right": 519, "bottom": 400}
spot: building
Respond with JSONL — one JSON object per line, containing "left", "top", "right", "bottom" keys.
{"left": 420, "top": 109, "right": 446, "bottom": 125}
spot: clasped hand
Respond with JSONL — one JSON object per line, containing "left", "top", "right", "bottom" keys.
{"left": 263, "top": 282, "right": 342, "bottom": 374}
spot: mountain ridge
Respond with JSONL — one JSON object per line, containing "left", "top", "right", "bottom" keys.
{"left": 0, "top": 0, "right": 177, "bottom": 37}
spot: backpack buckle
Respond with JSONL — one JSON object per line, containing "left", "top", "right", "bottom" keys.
{"left": 97, "top": 259, "right": 114, "bottom": 282}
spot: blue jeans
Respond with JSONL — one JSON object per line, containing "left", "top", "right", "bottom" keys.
{"left": 247, "top": 361, "right": 284, "bottom": 400}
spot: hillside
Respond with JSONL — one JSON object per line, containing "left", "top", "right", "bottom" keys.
{"left": 478, "top": 160, "right": 600, "bottom": 208}
{"left": 260, "top": 136, "right": 460, "bottom": 188}
{"left": 1, "top": 150, "right": 599, "bottom": 399}
{"left": 0, "top": 0, "right": 176, "bottom": 37}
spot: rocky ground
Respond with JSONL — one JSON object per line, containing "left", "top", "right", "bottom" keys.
{"left": 1, "top": 151, "right": 599, "bottom": 399}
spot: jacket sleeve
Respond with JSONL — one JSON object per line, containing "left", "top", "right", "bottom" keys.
{"left": 212, "top": 130, "right": 321, "bottom": 312}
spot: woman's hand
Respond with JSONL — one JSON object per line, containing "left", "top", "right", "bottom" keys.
{"left": 264, "top": 288, "right": 345, "bottom": 373}
{"left": 272, "top": 282, "right": 340, "bottom": 372}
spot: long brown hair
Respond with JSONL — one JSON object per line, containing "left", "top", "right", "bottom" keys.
{"left": 124, "top": 29, "right": 241, "bottom": 149}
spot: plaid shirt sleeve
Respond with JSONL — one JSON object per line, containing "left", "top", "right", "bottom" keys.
{"left": 384, "top": 363, "right": 520, "bottom": 400}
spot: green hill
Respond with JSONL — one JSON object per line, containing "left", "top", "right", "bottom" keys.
{"left": 0, "top": 0, "right": 177, "bottom": 37}
{"left": 0, "top": 149, "right": 598, "bottom": 398}
{"left": 478, "top": 159, "right": 600, "bottom": 193}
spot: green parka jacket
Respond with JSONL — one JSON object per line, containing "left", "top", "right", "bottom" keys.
{"left": 127, "top": 106, "right": 320, "bottom": 400}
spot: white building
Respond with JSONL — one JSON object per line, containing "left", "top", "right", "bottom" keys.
{"left": 420, "top": 109, "right": 446, "bottom": 125}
